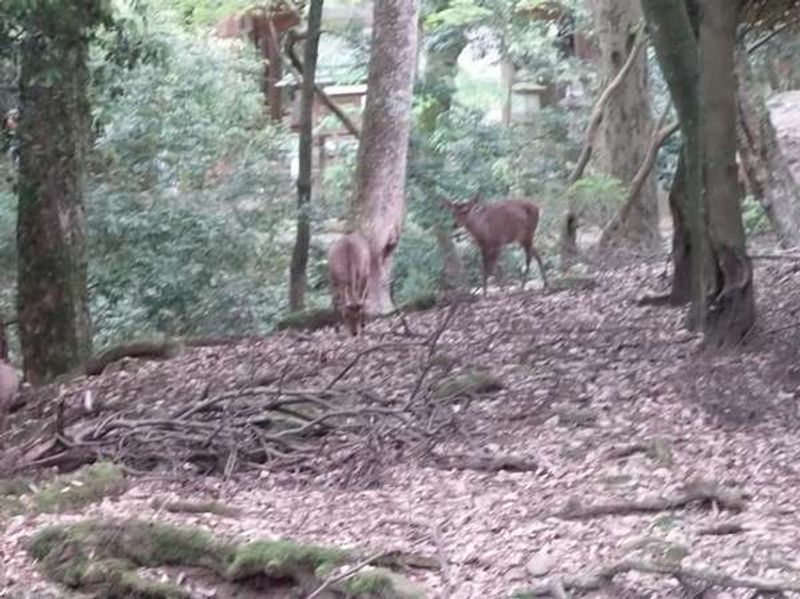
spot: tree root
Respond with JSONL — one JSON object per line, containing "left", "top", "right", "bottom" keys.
{"left": 556, "top": 479, "right": 746, "bottom": 519}
{"left": 514, "top": 558, "right": 800, "bottom": 597}
{"left": 84, "top": 341, "right": 184, "bottom": 376}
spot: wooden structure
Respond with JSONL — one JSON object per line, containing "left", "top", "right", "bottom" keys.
{"left": 215, "top": 3, "right": 300, "bottom": 122}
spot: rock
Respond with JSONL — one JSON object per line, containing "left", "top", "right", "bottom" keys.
{"left": 525, "top": 550, "right": 555, "bottom": 577}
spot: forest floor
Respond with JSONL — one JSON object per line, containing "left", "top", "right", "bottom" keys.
{"left": 3, "top": 245, "right": 800, "bottom": 599}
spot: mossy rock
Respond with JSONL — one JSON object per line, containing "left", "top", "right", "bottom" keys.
{"left": 276, "top": 308, "right": 339, "bottom": 332}
{"left": 33, "top": 462, "right": 128, "bottom": 514}
{"left": 434, "top": 371, "right": 503, "bottom": 401}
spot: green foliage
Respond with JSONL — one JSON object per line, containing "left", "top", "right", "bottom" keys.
{"left": 741, "top": 194, "right": 771, "bottom": 235}
{"left": 569, "top": 173, "right": 627, "bottom": 226}
{"left": 86, "top": 7, "right": 292, "bottom": 345}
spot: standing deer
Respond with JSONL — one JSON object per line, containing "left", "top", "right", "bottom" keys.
{"left": 443, "top": 193, "right": 548, "bottom": 295}
{"left": 0, "top": 321, "right": 18, "bottom": 443}
{"left": 328, "top": 233, "right": 371, "bottom": 336}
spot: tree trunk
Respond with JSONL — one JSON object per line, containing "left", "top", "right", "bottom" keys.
{"left": 17, "top": 7, "right": 93, "bottom": 384}
{"left": 353, "top": 0, "right": 420, "bottom": 314}
{"left": 736, "top": 49, "right": 800, "bottom": 248}
{"left": 641, "top": 0, "right": 706, "bottom": 330}
{"left": 700, "top": 0, "right": 755, "bottom": 347}
{"left": 418, "top": 4, "right": 468, "bottom": 290}
{"left": 288, "top": 0, "right": 323, "bottom": 312}
{"left": 593, "top": 0, "right": 659, "bottom": 248}
{"left": 667, "top": 151, "right": 691, "bottom": 304}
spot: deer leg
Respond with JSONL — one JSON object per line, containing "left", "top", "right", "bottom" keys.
{"left": 482, "top": 248, "right": 500, "bottom": 295}
{"left": 530, "top": 245, "right": 548, "bottom": 289}
{"left": 521, "top": 240, "right": 533, "bottom": 289}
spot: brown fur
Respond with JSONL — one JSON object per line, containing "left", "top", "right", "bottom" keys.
{"left": 328, "top": 233, "right": 371, "bottom": 336}
{"left": 445, "top": 193, "right": 548, "bottom": 294}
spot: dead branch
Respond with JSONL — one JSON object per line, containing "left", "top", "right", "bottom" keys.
{"left": 568, "top": 32, "right": 646, "bottom": 186}
{"left": 515, "top": 558, "right": 800, "bottom": 597}
{"left": 432, "top": 452, "right": 542, "bottom": 474}
{"left": 697, "top": 521, "right": 747, "bottom": 536}
{"left": 556, "top": 479, "right": 746, "bottom": 519}
{"left": 600, "top": 103, "right": 680, "bottom": 247}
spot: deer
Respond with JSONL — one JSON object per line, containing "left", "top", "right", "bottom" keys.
{"left": 0, "top": 321, "right": 18, "bottom": 444}
{"left": 328, "top": 232, "right": 371, "bottom": 336}
{"left": 443, "top": 192, "right": 548, "bottom": 295}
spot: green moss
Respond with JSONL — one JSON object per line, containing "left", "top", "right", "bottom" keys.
{"left": 434, "top": 371, "right": 503, "bottom": 401}
{"left": 29, "top": 518, "right": 426, "bottom": 598}
{"left": 34, "top": 462, "right": 128, "bottom": 513}
{"left": 343, "top": 568, "right": 394, "bottom": 595}
{"left": 227, "top": 539, "right": 351, "bottom": 580}
{"left": 342, "top": 568, "right": 425, "bottom": 598}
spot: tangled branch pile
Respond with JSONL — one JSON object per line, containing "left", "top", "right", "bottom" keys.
{"left": 5, "top": 307, "right": 483, "bottom": 485}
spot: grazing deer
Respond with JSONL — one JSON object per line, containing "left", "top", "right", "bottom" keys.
{"left": 443, "top": 193, "right": 548, "bottom": 295}
{"left": 0, "top": 321, "right": 18, "bottom": 443}
{"left": 328, "top": 233, "right": 371, "bottom": 336}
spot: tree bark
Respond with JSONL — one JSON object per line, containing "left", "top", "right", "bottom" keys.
{"left": 701, "top": 0, "right": 755, "bottom": 347}
{"left": 641, "top": 0, "right": 706, "bottom": 329}
{"left": 353, "top": 0, "right": 420, "bottom": 314}
{"left": 418, "top": 3, "right": 468, "bottom": 290}
{"left": 736, "top": 49, "right": 800, "bottom": 248}
{"left": 667, "top": 150, "right": 692, "bottom": 304}
{"left": 592, "top": 0, "right": 659, "bottom": 248}
{"left": 288, "top": 0, "right": 323, "bottom": 311}
{"left": 17, "top": 6, "right": 94, "bottom": 384}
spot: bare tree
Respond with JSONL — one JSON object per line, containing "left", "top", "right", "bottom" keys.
{"left": 288, "top": 0, "right": 323, "bottom": 311}
{"left": 352, "top": 0, "right": 420, "bottom": 314}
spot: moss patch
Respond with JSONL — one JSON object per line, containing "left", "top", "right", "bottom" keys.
{"left": 227, "top": 539, "right": 351, "bottom": 580}
{"left": 29, "top": 518, "right": 428, "bottom": 598}
{"left": 33, "top": 462, "right": 128, "bottom": 514}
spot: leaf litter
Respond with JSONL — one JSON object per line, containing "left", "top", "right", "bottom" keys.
{"left": 3, "top": 254, "right": 800, "bottom": 598}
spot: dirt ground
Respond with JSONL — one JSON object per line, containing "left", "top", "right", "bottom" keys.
{"left": 3, "top": 247, "right": 800, "bottom": 598}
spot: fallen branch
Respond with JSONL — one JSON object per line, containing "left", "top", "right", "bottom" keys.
{"left": 556, "top": 479, "right": 746, "bottom": 519}
{"left": 515, "top": 558, "right": 800, "bottom": 597}
{"left": 432, "top": 452, "right": 541, "bottom": 474}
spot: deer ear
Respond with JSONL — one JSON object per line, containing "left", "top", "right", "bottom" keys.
{"left": 470, "top": 191, "right": 484, "bottom": 205}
